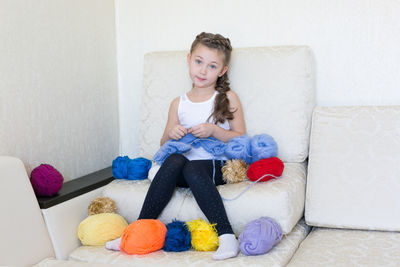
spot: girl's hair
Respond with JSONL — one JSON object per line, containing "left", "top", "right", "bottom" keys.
{"left": 190, "top": 32, "right": 235, "bottom": 124}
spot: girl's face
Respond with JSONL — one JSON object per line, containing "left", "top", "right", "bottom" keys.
{"left": 187, "top": 44, "right": 228, "bottom": 90}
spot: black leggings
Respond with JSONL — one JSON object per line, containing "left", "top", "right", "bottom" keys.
{"left": 138, "top": 153, "right": 234, "bottom": 235}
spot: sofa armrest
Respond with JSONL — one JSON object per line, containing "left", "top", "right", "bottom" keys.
{"left": 39, "top": 167, "right": 114, "bottom": 260}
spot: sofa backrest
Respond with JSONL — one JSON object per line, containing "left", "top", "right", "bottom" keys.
{"left": 0, "top": 156, "right": 55, "bottom": 266}
{"left": 139, "top": 46, "right": 315, "bottom": 163}
{"left": 305, "top": 106, "right": 400, "bottom": 231}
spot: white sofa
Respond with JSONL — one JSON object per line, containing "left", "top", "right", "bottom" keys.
{"left": 3, "top": 47, "right": 400, "bottom": 267}
{"left": 66, "top": 46, "right": 315, "bottom": 266}
{"left": 286, "top": 106, "right": 400, "bottom": 266}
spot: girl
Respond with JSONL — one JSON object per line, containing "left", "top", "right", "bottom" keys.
{"left": 107, "top": 32, "right": 246, "bottom": 260}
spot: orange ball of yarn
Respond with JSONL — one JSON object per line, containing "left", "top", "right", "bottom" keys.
{"left": 120, "top": 219, "right": 167, "bottom": 255}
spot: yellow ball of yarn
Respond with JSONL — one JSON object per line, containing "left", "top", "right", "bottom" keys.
{"left": 78, "top": 213, "right": 128, "bottom": 246}
{"left": 186, "top": 219, "right": 219, "bottom": 251}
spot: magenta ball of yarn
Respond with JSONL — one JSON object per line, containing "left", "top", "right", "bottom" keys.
{"left": 239, "top": 217, "right": 283, "bottom": 256}
{"left": 30, "top": 164, "right": 63, "bottom": 196}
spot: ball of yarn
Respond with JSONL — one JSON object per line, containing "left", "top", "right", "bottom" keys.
{"left": 250, "top": 134, "right": 278, "bottom": 163}
{"left": 78, "top": 213, "right": 128, "bottom": 246}
{"left": 120, "top": 219, "right": 167, "bottom": 255}
{"left": 88, "top": 197, "right": 117, "bottom": 216}
{"left": 127, "top": 157, "right": 152, "bottom": 180}
{"left": 112, "top": 156, "right": 130, "bottom": 179}
{"left": 247, "top": 157, "right": 284, "bottom": 182}
{"left": 163, "top": 220, "right": 191, "bottom": 252}
{"left": 186, "top": 219, "right": 219, "bottom": 251}
{"left": 239, "top": 217, "right": 282, "bottom": 256}
{"left": 112, "top": 156, "right": 152, "bottom": 180}
{"left": 225, "top": 135, "right": 252, "bottom": 164}
{"left": 30, "top": 164, "right": 63, "bottom": 196}
{"left": 222, "top": 160, "right": 248, "bottom": 184}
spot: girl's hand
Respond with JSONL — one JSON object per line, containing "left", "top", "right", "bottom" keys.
{"left": 168, "top": 125, "right": 188, "bottom": 140}
{"left": 189, "top": 123, "right": 215, "bottom": 138}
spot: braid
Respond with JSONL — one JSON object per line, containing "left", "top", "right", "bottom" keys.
{"left": 213, "top": 73, "right": 234, "bottom": 123}
{"left": 190, "top": 32, "right": 235, "bottom": 124}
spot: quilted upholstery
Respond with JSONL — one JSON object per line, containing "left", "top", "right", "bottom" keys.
{"left": 287, "top": 227, "right": 400, "bottom": 267}
{"left": 139, "top": 47, "right": 315, "bottom": 163}
{"left": 103, "top": 163, "right": 306, "bottom": 235}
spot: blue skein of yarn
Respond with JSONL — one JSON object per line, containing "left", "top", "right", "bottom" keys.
{"left": 112, "top": 156, "right": 152, "bottom": 180}
{"left": 225, "top": 135, "right": 252, "bottom": 164}
{"left": 250, "top": 134, "right": 278, "bottom": 163}
{"left": 112, "top": 156, "right": 130, "bottom": 179}
{"left": 163, "top": 220, "right": 191, "bottom": 252}
{"left": 127, "top": 157, "right": 152, "bottom": 180}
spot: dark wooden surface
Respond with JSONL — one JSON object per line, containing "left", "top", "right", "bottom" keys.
{"left": 37, "top": 167, "right": 114, "bottom": 209}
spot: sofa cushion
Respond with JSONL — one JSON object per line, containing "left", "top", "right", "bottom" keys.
{"left": 286, "top": 227, "right": 400, "bottom": 267}
{"left": 69, "top": 220, "right": 310, "bottom": 267}
{"left": 102, "top": 162, "right": 306, "bottom": 235}
{"left": 139, "top": 46, "right": 315, "bottom": 163}
{"left": 305, "top": 106, "right": 400, "bottom": 231}
{"left": 34, "top": 259, "right": 117, "bottom": 267}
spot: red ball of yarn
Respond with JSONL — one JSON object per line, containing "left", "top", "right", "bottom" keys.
{"left": 247, "top": 157, "right": 284, "bottom": 182}
{"left": 30, "top": 164, "right": 64, "bottom": 196}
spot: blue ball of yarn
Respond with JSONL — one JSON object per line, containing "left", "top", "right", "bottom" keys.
{"left": 112, "top": 156, "right": 152, "bottom": 180}
{"left": 163, "top": 220, "right": 191, "bottom": 252}
{"left": 127, "top": 157, "right": 152, "bottom": 180}
{"left": 225, "top": 135, "right": 252, "bottom": 164}
{"left": 250, "top": 134, "right": 278, "bottom": 163}
{"left": 112, "top": 156, "right": 130, "bottom": 179}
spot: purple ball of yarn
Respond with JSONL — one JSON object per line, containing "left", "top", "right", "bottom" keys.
{"left": 239, "top": 217, "right": 283, "bottom": 256}
{"left": 30, "top": 164, "right": 63, "bottom": 196}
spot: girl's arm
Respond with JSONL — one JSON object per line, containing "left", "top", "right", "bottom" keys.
{"left": 212, "top": 90, "right": 246, "bottom": 142}
{"left": 160, "top": 97, "right": 188, "bottom": 146}
{"left": 189, "top": 90, "right": 246, "bottom": 142}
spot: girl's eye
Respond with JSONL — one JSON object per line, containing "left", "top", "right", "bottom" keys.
{"left": 210, "top": 65, "right": 216, "bottom": 69}
{"left": 196, "top": 59, "right": 201, "bottom": 64}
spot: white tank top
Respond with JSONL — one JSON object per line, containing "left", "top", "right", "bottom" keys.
{"left": 178, "top": 91, "right": 230, "bottom": 160}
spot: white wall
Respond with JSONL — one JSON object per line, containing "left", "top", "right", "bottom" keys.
{"left": 115, "top": 0, "right": 400, "bottom": 157}
{"left": 0, "top": 0, "right": 119, "bottom": 180}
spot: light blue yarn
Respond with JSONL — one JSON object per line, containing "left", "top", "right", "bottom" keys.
{"left": 153, "top": 134, "right": 280, "bottom": 197}
{"left": 153, "top": 141, "right": 192, "bottom": 165}
{"left": 154, "top": 134, "right": 278, "bottom": 165}
{"left": 250, "top": 134, "right": 278, "bottom": 163}
{"left": 225, "top": 135, "right": 252, "bottom": 164}
{"left": 153, "top": 134, "right": 226, "bottom": 165}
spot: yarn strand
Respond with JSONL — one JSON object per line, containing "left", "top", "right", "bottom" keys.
{"left": 221, "top": 174, "right": 281, "bottom": 201}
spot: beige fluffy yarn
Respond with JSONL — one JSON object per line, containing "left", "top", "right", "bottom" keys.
{"left": 221, "top": 159, "right": 248, "bottom": 184}
{"left": 88, "top": 197, "right": 118, "bottom": 216}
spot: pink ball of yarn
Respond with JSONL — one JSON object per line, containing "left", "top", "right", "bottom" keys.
{"left": 30, "top": 164, "right": 64, "bottom": 196}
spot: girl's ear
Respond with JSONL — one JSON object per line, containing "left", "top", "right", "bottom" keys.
{"left": 187, "top": 53, "right": 191, "bottom": 65}
{"left": 219, "top": 66, "right": 228, "bottom": 77}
